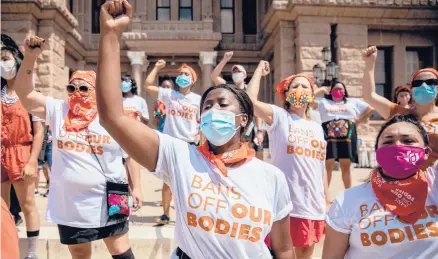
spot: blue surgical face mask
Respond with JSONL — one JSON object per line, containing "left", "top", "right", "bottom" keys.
{"left": 121, "top": 81, "right": 132, "bottom": 93}
{"left": 201, "top": 109, "right": 243, "bottom": 146}
{"left": 412, "top": 83, "right": 437, "bottom": 105}
{"left": 176, "top": 74, "right": 192, "bottom": 89}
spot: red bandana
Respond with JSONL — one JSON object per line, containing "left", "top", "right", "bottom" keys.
{"left": 371, "top": 168, "right": 428, "bottom": 224}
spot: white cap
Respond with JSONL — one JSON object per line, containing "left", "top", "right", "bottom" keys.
{"left": 232, "top": 65, "right": 247, "bottom": 75}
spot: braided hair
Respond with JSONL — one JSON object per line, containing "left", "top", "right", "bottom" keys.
{"left": 200, "top": 84, "right": 254, "bottom": 140}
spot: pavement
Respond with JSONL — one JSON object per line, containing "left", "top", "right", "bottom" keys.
{"left": 17, "top": 150, "right": 371, "bottom": 258}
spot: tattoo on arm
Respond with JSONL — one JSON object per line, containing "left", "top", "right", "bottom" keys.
{"left": 26, "top": 70, "right": 32, "bottom": 75}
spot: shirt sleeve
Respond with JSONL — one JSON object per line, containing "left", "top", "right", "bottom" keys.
{"left": 157, "top": 88, "right": 172, "bottom": 105}
{"left": 45, "top": 97, "right": 64, "bottom": 129}
{"left": 273, "top": 168, "right": 293, "bottom": 222}
{"left": 325, "top": 194, "right": 352, "bottom": 234}
{"left": 353, "top": 99, "right": 370, "bottom": 115}
{"left": 140, "top": 98, "right": 150, "bottom": 120}
{"left": 154, "top": 132, "right": 190, "bottom": 186}
{"left": 266, "top": 105, "right": 283, "bottom": 132}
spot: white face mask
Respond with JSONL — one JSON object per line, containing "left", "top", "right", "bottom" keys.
{"left": 1, "top": 59, "right": 17, "bottom": 80}
{"left": 232, "top": 72, "right": 244, "bottom": 84}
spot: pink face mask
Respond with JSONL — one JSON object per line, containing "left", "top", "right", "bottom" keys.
{"left": 331, "top": 89, "right": 345, "bottom": 99}
{"left": 376, "top": 145, "right": 426, "bottom": 179}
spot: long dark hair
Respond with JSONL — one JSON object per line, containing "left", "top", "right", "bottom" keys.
{"left": 1, "top": 34, "right": 24, "bottom": 89}
{"left": 325, "top": 80, "right": 349, "bottom": 103}
{"left": 121, "top": 75, "right": 137, "bottom": 95}
{"left": 374, "top": 114, "right": 429, "bottom": 150}
{"left": 200, "top": 84, "right": 254, "bottom": 141}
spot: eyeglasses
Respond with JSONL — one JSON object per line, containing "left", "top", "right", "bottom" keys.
{"left": 411, "top": 79, "right": 438, "bottom": 88}
{"left": 66, "top": 84, "right": 92, "bottom": 94}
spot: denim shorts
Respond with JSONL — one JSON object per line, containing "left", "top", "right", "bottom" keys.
{"left": 38, "top": 143, "right": 52, "bottom": 169}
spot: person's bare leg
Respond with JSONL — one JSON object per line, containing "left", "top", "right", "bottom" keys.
{"left": 42, "top": 164, "right": 50, "bottom": 185}
{"left": 103, "top": 232, "right": 133, "bottom": 258}
{"left": 162, "top": 183, "right": 172, "bottom": 217}
{"left": 294, "top": 245, "right": 315, "bottom": 259}
{"left": 14, "top": 178, "right": 40, "bottom": 258}
{"left": 325, "top": 159, "right": 335, "bottom": 187}
{"left": 68, "top": 242, "right": 92, "bottom": 259}
{"left": 1, "top": 181, "right": 11, "bottom": 207}
{"left": 339, "top": 159, "right": 352, "bottom": 189}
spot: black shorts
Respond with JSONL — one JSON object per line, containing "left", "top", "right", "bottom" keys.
{"left": 58, "top": 220, "right": 129, "bottom": 245}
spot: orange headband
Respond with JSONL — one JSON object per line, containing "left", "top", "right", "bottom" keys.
{"left": 69, "top": 70, "right": 96, "bottom": 87}
{"left": 395, "top": 85, "right": 411, "bottom": 95}
{"left": 410, "top": 68, "right": 438, "bottom": 87}
{"left": 178, "top": 64, "right": 198, "bottom": 84}
{"left": 275, "top": 74, "right": 314, "bottom": 101}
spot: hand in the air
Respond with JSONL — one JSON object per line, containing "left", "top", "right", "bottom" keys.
{"left": 24, "top": 36, "right": 45, "bottom": 58}
{"left": 363, "top": 46, "right": 377, "bottom": 68}
{"left": 100, "top": 0, "right": 133, "bottom": 35}
{"left": 256, "top": 60, "right": 270, "bottom": 77}
{"left": 155, "top": 60, "right": 166, "bottom": 70}
{"left": 224, "top": 52, "right": 234, "bottom": 62}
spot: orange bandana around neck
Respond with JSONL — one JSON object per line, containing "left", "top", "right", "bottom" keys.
{"left": 371, "top": 168, "right": 428, "bottom": 224}
{"left": 197, "top": 142, "right": 255, "bottom": 177}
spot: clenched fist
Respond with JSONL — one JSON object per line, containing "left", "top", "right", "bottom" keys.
{"left": 155, "top": 60, "right": 166, "bottom": 70}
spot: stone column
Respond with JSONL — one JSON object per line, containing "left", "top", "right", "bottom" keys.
{"left": 234, "top": 0, "right": 243, "bottom": 43}
{"left": 273, "top": 21, "right": 296, "bottom": 106}
{"left": 393, "top": 44, "right": 407, "bottom": 90}
{"left": 36, "top": 20, "right": 69, "bottom": 99}
{"left": 199, "top": 51, "right": 218, "bottom": 92}
{"left": 336, "top": 24, "right": 368, "bottom": 97}
{"left": 127, "top": 51, "right": 146, "bottom": 96}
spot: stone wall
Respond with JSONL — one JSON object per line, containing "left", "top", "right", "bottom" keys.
{"left": 336, "top": 24, "right": 368, "bottom": 97}
{"left": 295, "top": 20, "right": 331, "bottom": 77}
{"left": 273, "top": 21, "right": 295, "bottom": 105}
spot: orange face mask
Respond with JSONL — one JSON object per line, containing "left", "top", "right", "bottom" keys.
{"left": 63, "top": 71, "right": 98, "bottom": 132}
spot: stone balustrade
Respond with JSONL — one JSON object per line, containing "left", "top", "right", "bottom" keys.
{"left": 287, "top": 0, "right": 436, "bottom": 6}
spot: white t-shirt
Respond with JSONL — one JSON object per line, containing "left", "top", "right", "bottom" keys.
{"left": 158, "top": 88, "right": 201, "bottom": 143}
{"left": 45, "top": 97, "right": 127, "bottom": 228}
{"left": 316, "top": 97, "right": 370, "bottom": 123}
{"left": 154, "top": 133, "right": 292, "bottom": 259}
{"left": 123, "top": 95, "right": 149, "bottom": 121}
{"left": 326, "top": 166, "right": 438, "bottom": 259}
{"left": 267, "top": 105, "right": 327, "bottom": 220}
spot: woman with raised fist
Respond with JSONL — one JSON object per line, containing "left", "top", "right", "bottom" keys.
{"left": 95, "top": 1, "right": 294, "bottom": 258}
{"left": 13, "top": 34, "right": 137, "bottom": 258}
{"left": 362, "top": 46, "right": 438, "bottom": 170}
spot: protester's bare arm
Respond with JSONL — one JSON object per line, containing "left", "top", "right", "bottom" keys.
{"left": 246, "top": 61, "right": 274, "bottom": 125}
{"left": 143, "top": 60, "right": 166, "bottom": 100}
{"left": 362, "top": 46, "right": 392, "bottom": 120}
{"left": 96, "top": 0, "right": 159, "bottom": 171}
{"left": 14, "top": 37, "right": 47, "bottom": 119}
{"left": 270, "top": 216, "right": 295, "bottom": 259}
{"left": 322, "top": 226, "right": 349, "bottom": 259}
{"left": 211, "top": 52, "right": 233, "bottom": 85}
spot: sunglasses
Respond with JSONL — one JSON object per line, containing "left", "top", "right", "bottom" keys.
{"left": 411, "top": 79, "right": 438, "bottom": 88}
{"left": 66, "top": 84, "right": 92, "bottom": 94}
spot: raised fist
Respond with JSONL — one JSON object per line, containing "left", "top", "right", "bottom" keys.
{"left": 24, "top": 36, "right": 45, "bottom": 58}
{"left": 257, "top": 60, "right": 270, "bottom": 77}
{"left": 363, "top": 46, "right": 378, "bottom": 68}
{"left": 155, "top": 60, "right": 166, "bottom": 70}
{"left": 100, "top": 0, "right": 132, "bottom": 35}
{"left": 224, "top": 52, "right": 233, "bottom": 61}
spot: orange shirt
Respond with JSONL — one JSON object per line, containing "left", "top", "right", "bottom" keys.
{"left": 1, "top": 198, "right": 19, "bottom": 259}
{"left": 390, "top": 103, "right": 438, "bottom": 170}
